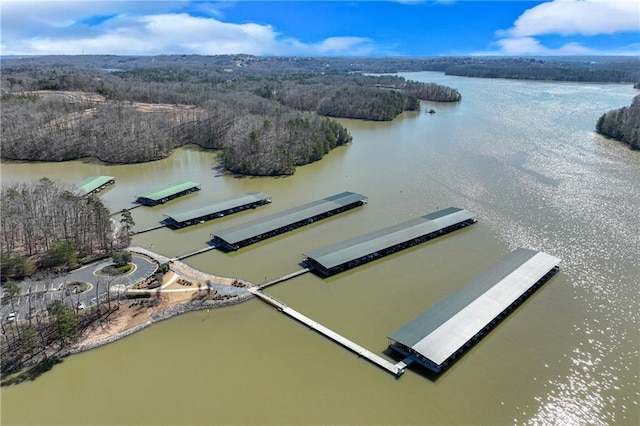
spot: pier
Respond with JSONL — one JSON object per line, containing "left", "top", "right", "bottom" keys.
{"left": 174, "top": 245, "right": 218, "bottom": 261}
{"left": 303, "top": 207, "right": 477, "bottom": 276}
{"left": 110, "top": 204, "right": 142, "bottom": 216}
{"left": 259, "top": 268, "right": 310, "bottom": 289}
{"left": 131, "top": 224, "right": 167, "bottom": 235}
{"left": 212, "top": 192, "right": 368, "bottom": 251}
{"left": 163, "top": 192, "right": 271, "bottom": 229}
{"left": 136, "top": 181, "right": 201, "bottom": 206}
{"left": 388, "top": 248, "right": 561, "bottom": 374}
{"left": 248, "top": 287, "right": 405, "bottom": 377}
{"left": 75, "top": 175, "right": 115, "bottom": 197}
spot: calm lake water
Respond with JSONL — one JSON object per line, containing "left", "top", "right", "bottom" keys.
{"left": 1, "top": 72, "right": 638, "bottom": 425}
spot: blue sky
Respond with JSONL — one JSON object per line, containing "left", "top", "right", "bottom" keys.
{"left": 1, "top": 1, "right": 639, "bottom": 56}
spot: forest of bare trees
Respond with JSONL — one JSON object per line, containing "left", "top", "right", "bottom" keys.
{"left": 596, "top": 95, "right": 640, "bottom": 150}
{"left": 4, "top": 55, "right": 638, "bottom": 83}
{"left": 1, "top": 178, "right": 113, "bottom": 280}
{"left": 1, "top": 60, "right": 461, "bottom": 175}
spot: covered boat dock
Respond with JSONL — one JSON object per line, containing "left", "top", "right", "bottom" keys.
{"left": 75, "top": 176, "right": 115, "bottom": 197}
{"left": 303, "top": 207, "right": 476, "bottom": 276}
{"left": 211, "top": 191, "right": 367, "bottom": 251}
{"left": 136, "top": 181, "right": 201, "bottom": 206}
{"left": 388, "top": 248, "right": 561, "bottom": 374}
{"left": 162, "top": 192, "right": 271, "bottom": 228}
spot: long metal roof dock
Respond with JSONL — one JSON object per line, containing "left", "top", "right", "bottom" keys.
{"left": 388, "top": 248, "right": 561, "bottom": 374}
{"left": 211, "top": 191, "right": 367, "bottom": 251}
{"left": 75, "top": 176, "right": 115, "bottom": 197}
{"left": 136, "top": 181, "right": 201, "bottom": 206}
{"left": 303, "top": 207, "right": 476, "bottom": 276}
{"left": 162, "top": 192, "right": 271, "bottom": 228}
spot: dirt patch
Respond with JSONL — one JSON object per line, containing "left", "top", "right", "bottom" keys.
{"left": 75, "top": 290, "right": 195, "bottom": 348}
{"left": 31, "top": 90, "right": 107, "bottom": 104}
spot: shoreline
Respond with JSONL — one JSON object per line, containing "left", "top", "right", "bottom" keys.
{"left": 60, "top": 290, "right": 255, "bottom": 359}
{"left": 2, "top": 247, "right": 260, "bottom": 378}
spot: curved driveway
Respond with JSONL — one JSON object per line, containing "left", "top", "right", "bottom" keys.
{"left": 2, "top": 255, "right": 156, "bottom": 322}
{"left": 66, "top": 256, "right": 156, "bottom": 289}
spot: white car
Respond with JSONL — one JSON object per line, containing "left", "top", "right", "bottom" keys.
{"left": 76, "top": 302, "right": 86, "bottom": 310}
{"left": 6, "top": 312, "right": 17, "bottom": 323}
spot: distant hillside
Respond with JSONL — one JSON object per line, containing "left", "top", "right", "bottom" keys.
{"left": 1, "top": 64, "right": 460, "bottom": 176}
{"left": 2, "top": 55, "right": 639, "bottom": 84}
{"left": 596, "top": 95, "right": 640, "bottom": 150}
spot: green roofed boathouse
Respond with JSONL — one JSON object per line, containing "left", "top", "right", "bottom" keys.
{"left": 136, "top": 181, "right": 201, "bottom": 206}
{"left": 74, "top": 176, "right": 115, "bottom": 197}
{"left": 162, "top": 192, "right": 271, "bottom": 228}
{"left": 388, "top": 248, "right": 561, "bottom": 374}
{"left": 303, "top": 207, "right": 476, "bottom": 276}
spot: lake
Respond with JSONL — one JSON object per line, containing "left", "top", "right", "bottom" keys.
{"left": 1, "top": 72, "right": 638, "bottom": 425}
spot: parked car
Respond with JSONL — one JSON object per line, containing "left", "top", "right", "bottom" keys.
{"left": 6, "top": 312, "right": 17, "bottom": 323}
{"left": 76, "top": 302, "right": 86, "bottom": 310}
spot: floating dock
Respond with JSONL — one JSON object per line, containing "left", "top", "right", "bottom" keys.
{"left": 211, "top": 191, "right": 367, "bottom": 251}
{"left": 388, "top": 248, "right": 560, "bottom": 374}
{"left": 303, "top": 207, "right": 476, "bottom": 276}
{"left": 248, "top": 287, "right": 404, "bottom": 377}
{"left": 75, "top": 176, "right": 115, "bottom": 197}
{"left": 136, "top": 181, "right": 201, "bottom": 206}
{"left": 163, "top": 192, "right": 271, "bottom": 228}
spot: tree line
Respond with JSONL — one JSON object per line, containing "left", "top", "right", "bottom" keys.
{"left": 1, "top": 65, "right": 460, "bottom": 175}
{"left": 1, "top": 275, "right": 150, "bottom": 378}
{"left": 596, "top": 95, "right": 640, "bottom": 150}
{"left": 3, "top": 55, "right": 639, "bottom": 83}
{"left": 1, "top": 178, "right": 114, "bottom": 280}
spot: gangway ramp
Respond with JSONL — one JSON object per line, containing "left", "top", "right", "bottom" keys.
{"left": 175, "top": 244, "right": 218, "bottom": 260}
{"left": 248, "top": 287, "right": 405, "bottom": 377}
{"left": 259, "top": 268, "right": 310, "bottom": 289}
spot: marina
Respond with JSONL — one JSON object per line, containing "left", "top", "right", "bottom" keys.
{"left": 3, "top": 74, "right": 636, "bottom": 426}
{"left": 388, "top": 248, "right": 561, "bottom": 373}
{"left": 136, "top": 181, "right": 201, "bottom": 206}
{"left": 211, "top": 191, "right": 368, "bottom": 251}
{"left": 303, "top": 207, "right": 476, "bottom": 276}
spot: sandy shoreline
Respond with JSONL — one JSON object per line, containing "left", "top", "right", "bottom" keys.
{"left": 3, "top": 249, "right": 259, "bottom": 372}
{"left": 59, "top": 264, "right": 256, "bottom": 357}
{"left": 61, "top": 290, "right": 254, "bottom": 359}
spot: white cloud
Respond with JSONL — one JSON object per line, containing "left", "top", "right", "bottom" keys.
{"left": 493, "top": 36, "right": 595, "bottom": 55}
{"left": 0, "top": 3, "right": 378, "bottom": 56}
{"left": 489, "top": 0, "right": 640, "bottom": 55}
{"left": 503, "top": 0, "right": 639, "bottom": 37}
{"left": 311, "top": 37, "right": 375, "bottom": 55}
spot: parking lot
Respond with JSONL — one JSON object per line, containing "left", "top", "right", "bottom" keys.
{"left": 1, "top": 255, "right": 156, "bottom": 324}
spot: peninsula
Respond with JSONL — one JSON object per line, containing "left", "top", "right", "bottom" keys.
{"left": 1, "top": 56, "right": 461, "bottom": 176}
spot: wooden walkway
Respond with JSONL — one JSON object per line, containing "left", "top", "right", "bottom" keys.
{"left": 248, "top": 287, "right": 405, "bottom": 377}
{"left": 131, "top": 224, "right": 167, "bottom": 235}
{"left": 259, "top": 268, "right": 310, "bottom": 289}
{"left": 175, "top": 245, "right": 218, "bottom": 260}
{"left": 110, "top": 204, "right": 141, "bottom": 216}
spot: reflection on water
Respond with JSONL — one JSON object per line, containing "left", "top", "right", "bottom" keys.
{"left": 1, "top": 73, "right": 638, "bottom": 425}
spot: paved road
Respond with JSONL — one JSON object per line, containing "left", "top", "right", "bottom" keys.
{"left": 1, "top": 255, "right": 156, "bottom": 323}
